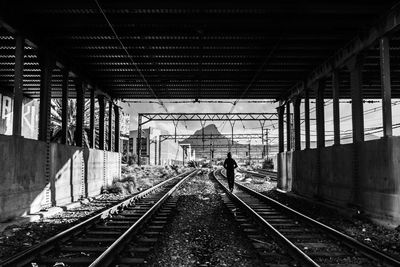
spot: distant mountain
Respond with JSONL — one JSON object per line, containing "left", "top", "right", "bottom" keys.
{"left": 180, "top": 124, "right": 238, "bottom": 146}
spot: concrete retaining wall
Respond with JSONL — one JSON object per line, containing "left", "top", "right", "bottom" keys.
{"left": 0, "top": 134, "right": 121, "bottom": 222}
{"left": 86, "top": 149, "right": 120, "bottom": 197}
{"left": 278, "top": 136, "right": 400, "bottom": 224}
{"left": 0, "top": 135, "right": 48, "bottom": 221}
{"left": 50, "top": 144, "right": 84, "bottom": 206}
{"left": 357, "top": 138, "right": 400, "bottom": 223}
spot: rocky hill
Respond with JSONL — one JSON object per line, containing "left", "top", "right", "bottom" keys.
{"left": 180, "top": 124, "right": 238, "bottom": 146}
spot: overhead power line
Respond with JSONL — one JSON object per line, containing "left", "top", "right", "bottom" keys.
{"left": 93, "top": 0, "right": 168, "bottom": 113}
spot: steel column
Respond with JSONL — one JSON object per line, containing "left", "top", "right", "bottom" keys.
{"left": 286, "top": 102, "right": 291, "bottom": 151}
{"left": 154, "top": 139, "right": 157, "bottom": 165}
{"left": 75, "top": 80, "right": 85, "bottom": 147}
{"left": 137, "top": 115, "right": 142, "bottom": 165}
{"left": 332, "top": 70, "right": 341, "bottom": 145}
{"left": 108, "top": 101, "right": 113, "bottom": 151}
{"left": 348, "top": 55, "right": 365, "bottom": 143}
{"left": 294, "top": 97, "right": 301, "bottom": 151}
{"left": 12, "top": 33, "right": 24, "bottom": 136}
{"left": 380, "top": 37, "right": 393, "bottom": 137}
{"left": 316, "top": 80, "right": 325, "bottom": 149}
{"left": 89, "top": 88, "right": 96, "bottom": 148}
{"left": 277, "top": 105, "right": 285, "bottom": 153}
{"left": 98, "top": 95, "right": 106, "bottom": 150}
{"left": 114, "top": 105, "right": 120, "bottom": 152}
{"left": 38, "top": 52, "right": 54, "bottom": 142}
{"left": 61, "top": 68, "right": 69, "bottom": 144}
{"left": 158, "top": 137, "right": 162, "bottom": 165}
{"left": 304, "top": 87, "right": 310, "bottom": 149}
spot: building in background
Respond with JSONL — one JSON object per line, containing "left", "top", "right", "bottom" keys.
{"left": 129, "top": 127, "right": 184, "bottom": 165}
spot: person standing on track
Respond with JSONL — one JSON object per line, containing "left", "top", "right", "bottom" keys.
{"left": 223, "top": 152, "right": 238, "bottom": 192}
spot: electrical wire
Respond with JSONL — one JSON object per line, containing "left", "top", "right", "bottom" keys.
{"left": 93, "top": 0, "right": 168, "bottom": 113}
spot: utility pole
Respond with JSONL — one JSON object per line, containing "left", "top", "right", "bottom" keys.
{"left": 248, "top": 142, "right": 251, "bottom": 164}
{"left": 266, "top": 128, "right": 269, "bottom": 159}
{"left": 154, "top": 139, "right": 157, "bottom": 165}
{"left": 210, "top": 142, "right": 214, "bottom": 164}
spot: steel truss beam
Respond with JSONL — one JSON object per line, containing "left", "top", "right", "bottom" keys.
{"left": 185, "top": 144, "right": 277, "bottom": 149}
{"left": 159, "top": 133, "right": 264, "bottom": 143}
{"left": 139, "top": 113, "right": 278, "bottom": 126}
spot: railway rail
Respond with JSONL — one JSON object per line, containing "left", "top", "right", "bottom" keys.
{"left": 214, "top": 169, "right": 400, "bottom": 267}
{"left": 1, "top": 169, "right": 198, "bottom": 267}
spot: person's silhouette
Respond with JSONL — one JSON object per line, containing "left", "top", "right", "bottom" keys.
{"left": 223, "top": 152, "right": 238, "bottom": 192}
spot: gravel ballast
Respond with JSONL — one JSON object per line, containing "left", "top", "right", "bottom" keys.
{"left": 238, "top": 178, "right": 400, "bottom": 261}
{"left": 0, "top": 166, "right": 181, "bottom": 261}
{"left": 147, "top": 170, "right": 262, "bottom": 267}
{"left": 0, "top": 193, "right": 129, "bottom": 260}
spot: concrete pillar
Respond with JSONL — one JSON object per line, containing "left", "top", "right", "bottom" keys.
{"left": 315, "top": 80, "right": 325, "bottom": 148}
{"left": 347, "top": 54, "right": 364, "bottom": 207}
{"left": 108, "top": 101, "right": 113, "bottom": 151}
{"left": 89, "top": 88, "right": 95, "bottom": 148}
{"left": 98, "top": 95, "right": 105, "bottom": 150}
{"left": 114, "top": 104, "right": 120, "bottom": 152}
{"left": 277, "top": 105, "right": 285, "bottom": 153}
{"left": 286, "top": 102, "right": 291, "bottom": 151}
{"left": 38, "top": 52, "right": 55, "bottom": 142}
{"left": 61, "top": 68, "right": 69, "bottom": 144}
{"left": 304, "top": 87, "right": 310, "bottom": 149}
{"left": 294, "top": 97, "right": 301, "bottom": 151}
{"left": 12, "top": 33, "right": 24, "bottom": 136}
{"left": 332, "top": 70, "right": 340, "bottom": 145}
{"left": 380, "top": 37, "right": 393, "bottom": 137}
{"left": 75, "top": 80, "right": 85, "bottom": 147}
{"left": 348, "top": 55, "right": 364, "bottom": 143}
{"left": 137, "top": 115, "right": 142, "bottom": 165}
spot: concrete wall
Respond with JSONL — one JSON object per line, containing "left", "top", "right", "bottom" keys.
{"left": 357, "top": 137, "right": 400, "bottom": 223}
{"left": 278, "top": 136, "right": 400, "bottom": 224}
{"left": 0, "top": 134, "right": 121, "bottom": 222}
{"left": 160, "top": 139, "right": 184, "bottom": 165}
{"left": 50, "top": 144, "right": 84, "bottom": 206}
{"left": 0, "top": 135, "right": 48, "bottom": 221}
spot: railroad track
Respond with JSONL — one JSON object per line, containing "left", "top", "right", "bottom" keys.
{"left": 1, "top": 169, "right": 198, "bottom": 267}
{"left": 214, "top": 169, "right": 400, "bottom": 267}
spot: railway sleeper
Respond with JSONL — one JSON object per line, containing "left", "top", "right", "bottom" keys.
{"left": 221, "top": 197, "right": 295, "bottom": 266}
{"left": 113, "top": 199, "right": 178, "bottom": 265}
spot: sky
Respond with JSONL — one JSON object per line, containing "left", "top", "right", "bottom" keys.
{"left": 120, "top": 98, "right": 400, "bottom": 146}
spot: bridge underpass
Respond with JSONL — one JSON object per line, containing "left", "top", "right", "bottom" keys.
{"left": 1, "top": 1, "right": 400, "bottom": 265}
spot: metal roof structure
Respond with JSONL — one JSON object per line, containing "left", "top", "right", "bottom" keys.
{"left": 0, "top": 1, "right": 399, "bottom": 99}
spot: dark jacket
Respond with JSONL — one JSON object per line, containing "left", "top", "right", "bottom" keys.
{"left": 224, "top": 158, "right": 238, "bottom": 175}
